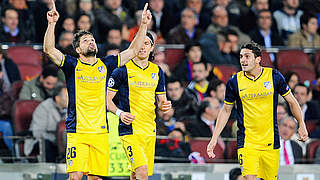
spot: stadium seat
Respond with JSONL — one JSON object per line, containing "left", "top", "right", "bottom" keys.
{"left": 11, "top": 80, "right": 24, "bottom": 100}
{"left": 261, "top": 50, "right": 274, "bottom": 67}
{"left": 12, "top": 100, "right": 41, "bottom": 157}
{"left": 56, "top": 120, "right": 66, "bottom": 157}
{"left": 213, "top": 65, "right": 239, "bottom": 84}
{"left": 189, "top": 138, "right": 225, "bottom": 163}
{"left": 6, "top": 46, "right": 42, "bottom": 66}
{"left": 279, "top": 66, "right": 316, "bottom": 83}
{"left": 305, "top": 121, "right": 318, "bottom": 135}
{"left": 314, "top": 50, "right": 320, "bottom": 71}
{"left": 18, "top": 64, "right": 42, "bottom": 81}
{"left": 164, "top": 48, "right": 185, "bottom": 71}
{"left": 306, "top": 140, "right": 320, "bottom": 163}
{"left": 276, "top": 50, "right": 312, "bottom": 69}
{"left": 225, "top": 140, "right": 237, "bottom": 162}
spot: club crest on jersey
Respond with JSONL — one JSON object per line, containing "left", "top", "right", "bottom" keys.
{"left": 98, "top": 66, "right": 105, "bottom": 74}
{"left": 108, "top": 78, "right": 115, "bottom": 87}
{"left": 68, "top": 160, "right": 73, "bottom": 166}
{"left": 151, "top": 73, "right": 157, "bottom": 80}
{"left": 264, "top": 81, "right": 271, "bottom": 89}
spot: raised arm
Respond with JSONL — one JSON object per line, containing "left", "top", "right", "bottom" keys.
{"left": 207, "top": 103, "right": 234, "bottom": 158}
{"left": 284, "top": 92, "right": 308, "bottom": 142}
{"left": 43, "top": 0, "right": 64, "bottom": 66}
{"left": 119, "top": 3, "right": 152, "bottom": 66}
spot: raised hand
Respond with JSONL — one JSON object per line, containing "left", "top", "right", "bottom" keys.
{"left": 159, "top": 100, "right": 172, "bottom": 113}
{"left": 47, "top": 0, "right": 59, "bottom": 23}
{"left": 141, "top": 3, "right": 152, "bottom": 25}
{"left": 120, "top": 112, "right": 135, "bottom": 125}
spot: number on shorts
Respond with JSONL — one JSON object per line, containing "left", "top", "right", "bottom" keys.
{"left": 239, "top": 154, "right": 243, "bottom": 165}
{"left": 127, "top": 146, "right": 133, "bottom": 157}
{"left": 67, "top": 147, "right": 76, "bottom": 159}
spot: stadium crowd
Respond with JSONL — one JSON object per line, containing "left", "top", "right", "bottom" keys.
{"left": 0, "top": 0, "right": 320, "bottom": 164}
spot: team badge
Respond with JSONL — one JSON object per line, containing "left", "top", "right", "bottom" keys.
{"left": 108, "top": 78, "right": 115, "bottom": 87}
{"left": 151, "top": 73, "right": 157, "bottom": 80}
{"left": 98, "top": 66, "right": 105, "bottom": 74}
{"left": 264, "top": 81, "right": 271, "bottom": 89}
{"left": 130, "top": 157, "right": 134, "bottom": 164}
{"left": 68, "top": 160, "right": 73, "bottom": 166}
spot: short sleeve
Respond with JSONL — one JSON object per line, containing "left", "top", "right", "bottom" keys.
{"left": 101, "top": 55, "right": 120, "bottom": 75}
{"left": 273, "top": 69, "right": 291, "bottom": 96}
{"left": 107, "top": 67, "right": 124, "bottom": 92}
{"left": 224, "top": 76, "right": 237, "bottom": 104}
{"left": 60, "top": 55, "right": 77, "bottom": 77}
{"left": 156, "top": 67, "right": 166, "bottom": 94}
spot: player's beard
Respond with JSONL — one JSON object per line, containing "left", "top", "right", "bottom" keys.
{"left": 83, "top": 48, "right": 97, "bottom": 57}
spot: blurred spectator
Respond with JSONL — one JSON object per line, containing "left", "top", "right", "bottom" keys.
{"left": 19, "top": 65, "right": 61, "bottom": 101}
{"left": 288, "top": 13, "right": 320, "bottom": 48}
{"left": 106, "top": 27, "right": 129, "bottom": 51}
{"left": 7, "top": 0, "right": 36, "bottom": 43}
{"left": 187, "top": 61, "right": 209, "bottom": 103}
{"left": 155, "top": 128, "right": 192, "bottom": 158}
{"left": 292, "top": 83, "right": 320, "bottom": 121}
{"left": 24, "top": 85, "right": 68, "bottom": 162}
{"left": 0, "top": 8, "right": 29, "bottom": 43}
{"left": 277, "top": 103, "right": 288, "bottom": 124}
{"left": 103, "top": 43, "right": 120, "bottom": 56}
{"left": 153, "top": 47, "right": 171, "bottom": 78}
{"left": 249, "top": 9, "right": 283, "bottom": 62}
{"left": 186, "top": 97, "right": 231, "bottom": 137}
{"left": 206, "top": 79, "right": 225, "bottom": 107}
{"left": 75, "top": 0, "right": 95, "bottom": 25}
{"left": 205, "top": 0, "right": 243, "bottom": 27}
{"left": 167, "top": 8, "right": 203, "bottom": 44}
{"left": 156, "top": 108, "right": 185, "bottom": 136}
{"left": 279, "top": 116, "right": 303, "bottom": 165}
{"left": 229, "top": 167, "right": 244, "bottom": 180}
{"left": 128, "top": 10, "right": 154, "bottom": 42}
{"left": 215, "top": 31, "right": 240, "bottom": 66}
{"left": 166, "top": 78, "right": 198, "bottom": 120}
{"left": 312, "top": 75, "right": 320, "bottom": 103}
{"left": 173, "top": 41, "right": 202, "bottom": 84}
{"left": 226, "top": 29, "right": 241, "bottom": 60}
{"left": 284, "top": 71, "right": 300, "bottom": 89}
{"left": 95, "top": 0, "right": 134, "bottom": 42}
{"left": 185, "top": 0, "right": 211, "bottom": 30}
{"left": 149, "top": 0, "right": 174, "bottom": 41}
{"left": 75, "top": 13, "right": 100, "bottom": 40}
{"left": 0, "top": 66, "right": 14, "bottom": 153}
{"left": 273, "top": 0, "right": 303, "bottom": 42}
{"left": 239, "top": 0, "right": 275, "bottom": 34}
{"left": 0, "top": 45, "right": 21, "bottom": 92}
{"left": 61, "top": 17, "right": 76, "bottom": 33}
{"left": 206, "top": 5, "right": 250, "bottom": 45}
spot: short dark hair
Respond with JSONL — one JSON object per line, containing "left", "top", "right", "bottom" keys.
{"left": 294, "top": 82, "right": 310, "bottom": 94}
{"left": 104, "top": 43, "right": 120, "bottom": 52}
{"left": 72, "top": 30, "right": 94, "bottom": 49}
{"left": 257, "top": 9, "right": 271, "bottom": 18}
{"left": 284, "top": 71, "right": 300, "bottom": 84}
{"left": 1, "top": 7, "right": 17, "bottom": 18}
{"left": 167, "top": 77, "right": 183, "bottom": 87}
{"left": 300, "top": 12, "right": 318, "bottom": 29}
{"left": 206, "top": 78, "right": 224, "bottom": 95}
{"left": 42, "top": 64, "right": 58, "bottom": 79}
{"left": 229, "top": 168, "right": 242, "bottom": 180}
{"left": 240, "top": 41, "right": 261, "bottom": 58}
{"left": 193, "top": 61, "right": 207, "bottom": 70}
{"left": 198, "top": 100, "right": 211, "bottom": 116}
{"left": 184, "top": 41, "right": 201, "bottom": 53}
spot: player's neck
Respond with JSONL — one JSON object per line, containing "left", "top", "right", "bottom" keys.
{"left": 79, "top": 55, "right": 97, "bottom": 65}
{"left": 134, "top": 58, "right": 149, "bottom": 69}
{"left": 246, "top": 66, "right": 262, "bottom": 79}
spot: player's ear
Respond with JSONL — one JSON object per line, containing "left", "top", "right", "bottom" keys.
{"left": 256, "top": 56, "right": 261, "bottom": 64}
{"left": 75, "top": 47, "right": 80, "bottom": 54}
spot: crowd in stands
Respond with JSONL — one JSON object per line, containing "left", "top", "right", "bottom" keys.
{"left": 0, "top": 0, "right": 320, "bottom": 164}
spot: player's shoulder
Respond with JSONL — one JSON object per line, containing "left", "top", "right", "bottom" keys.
{"left": 149, "top": 62, "right": 162, "bottom": 71}
{"left": 100, "top": 55, "right": 119, "bottom": 62}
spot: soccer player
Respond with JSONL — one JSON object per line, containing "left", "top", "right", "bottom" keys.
{"left": 207, "top": 42, "right": 308, "bottom": 180}
{"left": 106, "top": 32, "right": 171, "bottom": 180}
{"left": 43, "top": 0, "right": 152, "bottom": 179}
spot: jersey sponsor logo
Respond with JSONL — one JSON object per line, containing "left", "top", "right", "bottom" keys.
{"left": 130, "top": 81, "right": 156, "bottom": 88}
{"left": 108, "top": 78, "right": 115, "bottom": 87}
{"left": 98, "top": 66, "right": 105, "bottom": 74}
{"left": 76, "top": 68, "right": 82, "bottom": 71}
{"left": 241, "top": 91, "right": 274, "bottom": 100}
{"left": 76, "top": 75, "right": 105, "bottom": 83}
{"left": 151, "top": 73, "right": 157, "bottom": 80}
{"left": 264, "top": 81, "right": 271, "bottom": 89}
{"left": 240, "top": 88, "right": 247, "bottom": 91}
{"left": 129, "top": 76, "right": 135, "bottom": 78}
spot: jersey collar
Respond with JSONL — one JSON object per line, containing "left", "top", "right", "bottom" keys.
{"left": 78, "top": 58, "right": 98, "bottom": 66}
{"left": 244, "top": 67, "right": 264, "bottom": 82}
{"left": 132, "top": 59, "right": 149, "bottom": 70}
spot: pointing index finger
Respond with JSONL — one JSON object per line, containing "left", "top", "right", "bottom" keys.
{"left": 143, "top": 3, "right": 148, "bottom": 12}
{"left": 52, "top": 0, "right": 56, "bottom": 10}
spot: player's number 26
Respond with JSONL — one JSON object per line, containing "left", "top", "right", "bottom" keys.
{"left": 67, "top": 147, "right": 77, "bottom": 159}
